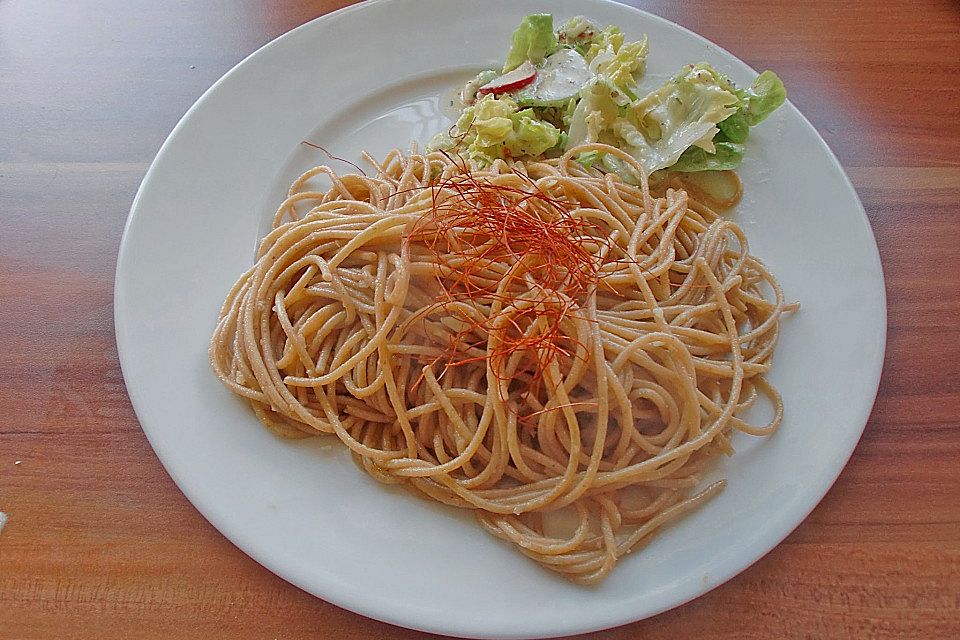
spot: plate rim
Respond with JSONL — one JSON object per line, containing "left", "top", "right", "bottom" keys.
{"left": 115, "top": 1, "right": 888, "bottom": 637}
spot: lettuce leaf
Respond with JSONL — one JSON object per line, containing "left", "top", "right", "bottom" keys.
{"left": 558, "top": 15, "right": 596, "bottom": 54}
{"left": 717, "top": 111, "right": 750, "bottom": 143}
{"left": 565, "top": 77, "right": 622, "bottom": 149}
{"left": 574, "top": 151, "right": 641, "bottom": 185}
{"left": 588, "top": 36, "right": 648, "bottom": 91}
{"left": 567, "top": 65, "right": 745, "bottom": 173}
{"left": 445, "top": 95, "right": 561, "bottom": 164}
{"left": 503, "top": 14, "right": 558, "bottom": 73}
{"left": 712, "top": 69, "right": 786, "bottom": 147}
{"left": 576, "top": 150, "right": 602, "bottom": 167}
{"left": 584, "top": 25, "right": 625, "bottom": 62}
{"left": 570, "top": 23, "right": 648, "bottom": 93}
{"left": 671, "top": 141, "right": 745, "bottom": 172}
{"left": 617, "top": 65, "right": 739, "bottom": 172}
{"left": 682, "top": 69, "right": 786, "bottom": 169}
{"left": 742, "top": 70, "right": 787, "bottom": 125}
{"left": 508, "top": 109, "right": 563, "bottom": 156}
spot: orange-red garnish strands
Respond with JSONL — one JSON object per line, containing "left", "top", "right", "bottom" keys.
{"left": 406, "top": 158, "right": 620, "bottom": 418}
{"left": 301, "top": 140, "right": 368, "bottom": 176}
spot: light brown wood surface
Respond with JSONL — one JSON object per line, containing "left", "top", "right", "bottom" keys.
{"left": 1, "top": 1, "right": 958, "bottom": 638}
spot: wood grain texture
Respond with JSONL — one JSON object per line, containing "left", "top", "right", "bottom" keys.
{"left": 1, "top": 0, "right": 958, "bottom": 637}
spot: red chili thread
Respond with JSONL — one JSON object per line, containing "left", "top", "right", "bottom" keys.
{"left": 406, "top": 159, "right": 622, "bottom": 416}
{"left": 301, "top": 140, "right": 368, "bottom": 176}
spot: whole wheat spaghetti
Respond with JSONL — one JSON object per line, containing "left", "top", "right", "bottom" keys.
{"left": 210, "top": 142, "right": 793, "bottom": 584}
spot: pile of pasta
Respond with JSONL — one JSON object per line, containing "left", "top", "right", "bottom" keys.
{"left": 211, "top": 143, "right": 792, "bottom": 584}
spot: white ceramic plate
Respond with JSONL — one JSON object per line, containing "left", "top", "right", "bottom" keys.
{"left": 115, "top": 0, "right": 886, "bottom": 637}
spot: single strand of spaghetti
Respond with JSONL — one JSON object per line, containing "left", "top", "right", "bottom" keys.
{"left": 621, "top": 489, "right": 682, "bottom": 521}
{"left": 723, "top": 376, "right": 785, "bottom": 437}
{"left": 601, "top": 359, "right": 645, "bottom": 463}
{"left": 613, "top": 480, "right": 726, "bottom": 559}
{"left": 281, "top": 263, "right": 319, "bottom": 307}
{"left": 476, "top": 503, "right": 591, "bottom": 555}
{"left": 273, "top": 291, "right": 317, "bottom": 375}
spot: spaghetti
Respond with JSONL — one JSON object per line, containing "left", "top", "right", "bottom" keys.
{"left": 210, "top": 143, "right": 793, "bottom": 584}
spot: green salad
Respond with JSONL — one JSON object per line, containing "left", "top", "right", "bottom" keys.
{"left": 432, "top": 13, "right": 786, "bottom": 182}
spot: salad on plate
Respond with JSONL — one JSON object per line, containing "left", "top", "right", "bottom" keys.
{"left": 432, "top": 13, "right": 786, "bottom": 204}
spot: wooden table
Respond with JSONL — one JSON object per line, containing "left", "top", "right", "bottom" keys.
{"left": 2, "top": 1, "right": 958, "bottom": 637}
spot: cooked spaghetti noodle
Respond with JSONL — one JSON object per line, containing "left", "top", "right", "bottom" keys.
{"left": 210, "top": 143, "right": 793, "bottom": 584}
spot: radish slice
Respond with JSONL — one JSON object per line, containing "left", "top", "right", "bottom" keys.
{"left": 477, "top": 61, "right": 537, "bottom": 96}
